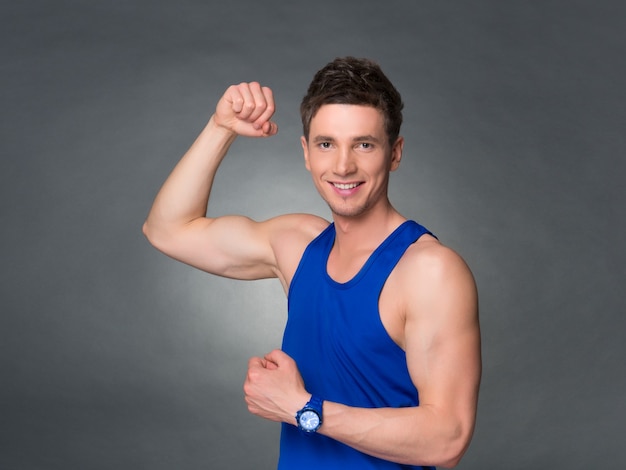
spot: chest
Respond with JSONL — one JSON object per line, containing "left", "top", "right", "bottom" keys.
{"left": 326, "top": 250, "right": 407, "bottom": 350}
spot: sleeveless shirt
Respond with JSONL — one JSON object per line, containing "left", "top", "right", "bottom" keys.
{"left": 279, "top": 220, "right": 436, "bottom": 470}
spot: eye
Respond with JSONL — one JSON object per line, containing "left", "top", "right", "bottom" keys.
{"left": 318, "top": 142, "right": 331, "bottom": 149}
{"left": 357, "top": 142, "right": 374, "bottom": 150}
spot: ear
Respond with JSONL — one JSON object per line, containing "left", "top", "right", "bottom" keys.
{"left": 390, "top": 136, "right": 404, "bottom": 172}
{"left": 301, "top": 136, "right": 311, "bottom": 171}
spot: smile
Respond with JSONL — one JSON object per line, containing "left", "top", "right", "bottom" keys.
{"left": 332, "top": 182, "right": 360, "bottom": 190}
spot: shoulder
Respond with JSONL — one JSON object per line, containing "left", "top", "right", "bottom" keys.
{"left": 265, "top": 213, "right": 330, "bottom": 289}
{"left": 266, "top": 213, "right": 329, "bottom": 246}
{"left": 400, "top": 235, "right": 474, "bottom": 285}
{"left": 395, "top": 235, "right": 478, "bottom": 321}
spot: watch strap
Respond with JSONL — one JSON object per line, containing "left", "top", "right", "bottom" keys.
{"left": 306, "top": 395, "right": 323, "bottom": 413}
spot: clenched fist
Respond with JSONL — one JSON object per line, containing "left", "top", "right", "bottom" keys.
{"left": 214, "top": 82, "right": 278, "bottom": 138}
{"left": 243, "top": 349, "right": 310, "bottom": 425}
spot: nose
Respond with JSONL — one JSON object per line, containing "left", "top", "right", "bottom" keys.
{"left": 333, "top": 147, "right": 357, "bottom": 176}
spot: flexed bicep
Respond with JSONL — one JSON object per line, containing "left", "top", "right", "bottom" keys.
{"left": 182, "top": 215, "right": 278, "bottom": 279}
{"left": 144, "top": 81, "right": 279, "bottom": 278}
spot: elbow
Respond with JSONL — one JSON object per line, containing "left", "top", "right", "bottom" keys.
{"left": 412, "top": 421, "right": 474, "bottom": 469}
{"left": 142, "top": 219, "right": 157, "bottom": 246}
{"left": 142, "top": 220, "right": 150, "bottom": 239}
{"left": 436, "top": 451, "right": 464, "bottom": 469}
{"left": 421, "top": 442, "right": 467, "bottom": 469}
{"left": 142, "top": 219, "right": 171, "bottom": 253}
{"left": 431, "top": 427, "right": 474, "bottom": 469}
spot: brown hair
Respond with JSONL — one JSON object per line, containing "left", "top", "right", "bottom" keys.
{"left": 300, "top": 57, "right": 404, "bottom": 145}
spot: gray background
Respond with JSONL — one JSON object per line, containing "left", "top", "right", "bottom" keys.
{"left": 2, "top": 1, "right": 625, "bottom": 468}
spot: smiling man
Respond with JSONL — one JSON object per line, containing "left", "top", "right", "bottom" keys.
{"left": 143, "top": 57, "right": 481, "bottom": 469}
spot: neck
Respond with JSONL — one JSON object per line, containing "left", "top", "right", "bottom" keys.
{"left": 331, "top": 203, "right": 406, "bottom": 254}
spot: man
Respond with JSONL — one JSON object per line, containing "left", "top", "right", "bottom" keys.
{"left": 143, "top": 57, "right": 481, "bottom": 469}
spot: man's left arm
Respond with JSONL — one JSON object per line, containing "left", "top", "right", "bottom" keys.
{"left": 244, "top": 244, "right": 481, "bottom": 468}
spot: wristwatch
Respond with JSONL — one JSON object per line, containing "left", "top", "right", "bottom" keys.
{"left": 295, "top": 395, "right": 324, "bottom": 433}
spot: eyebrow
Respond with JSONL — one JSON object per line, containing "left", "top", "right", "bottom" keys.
{"left": 312, "top": 135, "right": 335, "bottom": 143}
{"left": 312, "top": 134, "right": 382, "bottom": 143}
{"left": 352, "top": 134, "right": 382, "bottom": 143}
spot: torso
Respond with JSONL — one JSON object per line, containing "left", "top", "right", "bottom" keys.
{"left": 276, "top": 214, "right": 439, "bottom": 351}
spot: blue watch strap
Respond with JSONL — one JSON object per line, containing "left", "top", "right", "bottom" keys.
{"left": 306, "top": 395, "right": 323, "bottom": 413}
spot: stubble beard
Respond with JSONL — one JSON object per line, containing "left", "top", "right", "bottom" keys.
{"left": 320, "top": 181, "right": 391, "bottom": 220}
{"left": 323, "top": 195, "right": 373, "bottom": 219}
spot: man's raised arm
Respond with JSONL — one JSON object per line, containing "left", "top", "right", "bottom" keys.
{"left": 143, "top": 82, "right": 280, "bottom": 280}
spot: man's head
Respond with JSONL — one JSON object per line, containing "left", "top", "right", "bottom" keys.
{"left": 300, "top": 57, "right": 404, "bottom": 146}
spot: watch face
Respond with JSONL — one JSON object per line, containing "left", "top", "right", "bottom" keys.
{"left": 299, "top": 410, "right": 320, "bottom": 431}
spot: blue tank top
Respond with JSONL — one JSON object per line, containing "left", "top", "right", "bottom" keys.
{"left": 279, "top": 220, "right": 436, "bottom": 470}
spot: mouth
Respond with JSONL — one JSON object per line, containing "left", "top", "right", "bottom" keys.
{"left": 331, "top": 182, "right": 361, "bottom": 190}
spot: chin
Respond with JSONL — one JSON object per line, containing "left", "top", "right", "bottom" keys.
{"left": 327, "top": 202, "right": 369, "bottom": 219}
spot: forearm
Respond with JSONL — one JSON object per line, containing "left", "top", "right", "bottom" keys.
{"left": 143, "top": 116, "right": 236, "bottom": 241}
{"left": 246, "top": 345, "right": 477, "bottom": 466}
{"left": 318, "top": 402, "right": 471, "bottom": 468}
{"left": 245, "top": 353, "right": 466, "bottom": 467}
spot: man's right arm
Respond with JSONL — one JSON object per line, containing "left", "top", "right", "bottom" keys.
{"left": 143, "top": 82, "right": 289, "bottom": 281}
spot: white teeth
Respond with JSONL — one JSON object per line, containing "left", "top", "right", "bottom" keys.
{"left": 333, "top": 183, "right": 359, "bottom": 190}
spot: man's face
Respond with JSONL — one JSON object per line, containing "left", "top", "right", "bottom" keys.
{"left": 301, "top": 104, "right": 403, "bottom": 219}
